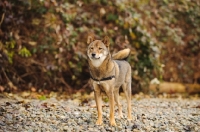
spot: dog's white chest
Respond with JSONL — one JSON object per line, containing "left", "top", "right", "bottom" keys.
{"left": 90, "top": 55, "right": 106, "bottom": 67}
{"left": 91, "top": 60, "right": 103, "bottom": 67}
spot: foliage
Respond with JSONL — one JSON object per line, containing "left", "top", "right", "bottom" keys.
{"left": 0, "top": 0, "right": 199, "bottom": 93}
{"left": 136, "top": 0, "right": 200, "bottom": 83}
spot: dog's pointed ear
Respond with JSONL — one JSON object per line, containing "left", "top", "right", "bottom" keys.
{"left": 102, "top": 36, "right": 110, "bottom": 47}
{"left": 87, "top": 35, "right": 94, "bottom": 44}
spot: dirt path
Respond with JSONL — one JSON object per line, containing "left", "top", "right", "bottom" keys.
{"left": 0, "top": 93, "right": 200, "bottom": 132}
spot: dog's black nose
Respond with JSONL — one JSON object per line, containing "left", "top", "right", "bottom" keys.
{"left": 92, "top": 53, "right": 96, "bottom": 57}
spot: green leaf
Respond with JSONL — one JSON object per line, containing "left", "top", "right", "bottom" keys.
{"left": 106, "top": 13, "right": 118, "bottom": 22}
{"left": 18, "top": 47, "right": 32, "bottom": 57}
{"left": 39, "top": 95, "right": 46, "bottom": 100}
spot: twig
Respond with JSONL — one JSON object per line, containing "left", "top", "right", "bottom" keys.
{"left": 2, "top": 68, "right": 9, "bottom": 82}
{"left": 0, "top": 13, "right": 5, "bottom": 27}
{"left": 2, "top": 68, "right": 17, "bottom": 90}
{"left": 77, "top": 80, "right": 90, "bottom": 92}
{"left": 59, "top": 77, "right": 73, "bottom": 90}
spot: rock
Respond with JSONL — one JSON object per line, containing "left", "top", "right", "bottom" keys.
{"left": 27, "top": 129, "right": 34, "bottom": 132}
{"left": 149, "top": 121, "right": 154, "bottom": 127}
{"left": 0, "top": 120, "right": 5, "bottom": 126}
{"left": 63, "top": 126, "right": 68, "bottom": 130}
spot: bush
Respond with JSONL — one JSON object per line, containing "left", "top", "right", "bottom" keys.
{"left": 1, "top": 0, "right": 198, "bottom": 93}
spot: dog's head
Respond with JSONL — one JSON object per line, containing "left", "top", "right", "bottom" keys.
{"left": 87, "top": 35, "right": 110, "bottom": 67}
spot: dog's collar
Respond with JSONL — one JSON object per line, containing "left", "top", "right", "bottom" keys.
{"left": 90, "top": 75, "right": 115, "bottom": 84}
{"left": 89, "top": 61, "right": 116, "bottom": 84}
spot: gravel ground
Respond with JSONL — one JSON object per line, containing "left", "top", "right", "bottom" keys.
{"left": 0, "top": 93, "right": 200, "bottom": 132}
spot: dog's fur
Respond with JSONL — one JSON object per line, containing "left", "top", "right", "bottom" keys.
{"left": 87, "top": 35, "right": 132, "bottom": 126}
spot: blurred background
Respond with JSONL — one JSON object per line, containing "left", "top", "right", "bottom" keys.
{"left": 0, "top": 0, "right": 199, "bottom": 95}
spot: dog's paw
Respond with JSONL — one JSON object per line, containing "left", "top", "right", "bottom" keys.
{"left": 110, "top": 120, "right": 116, "bottom": 126}
{"left": 127, "top": 116, "right": 132, "bottom": 120}
{"left": 117, "top": 114, "right": 124, "bottom": 119}
{"left": 96, "top": 119, "right": 103, "bottom": 125}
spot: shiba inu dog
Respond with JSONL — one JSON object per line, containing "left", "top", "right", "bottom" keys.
{"left": 87, "top": 35, "right": 132, "bottom": 126}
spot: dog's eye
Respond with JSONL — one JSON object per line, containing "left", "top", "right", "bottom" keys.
{"left": 99, "top": 48, "right": 102, "bottom": 50}
{"left": 90, "top": 47, "right": 93, "bottom": 50}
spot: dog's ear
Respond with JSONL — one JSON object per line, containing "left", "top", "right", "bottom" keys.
{"left": 87, "top": 35, "right": 94, "bottom": 44}
{"left": 102, "top": 36, "right": 110, "bottom": 47}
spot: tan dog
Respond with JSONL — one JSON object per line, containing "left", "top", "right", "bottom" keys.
{"left": 87, "top": 35, "right": 132, "bottom": 126}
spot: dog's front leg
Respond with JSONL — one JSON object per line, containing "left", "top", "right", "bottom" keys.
{"left": 108, "top": 90, "right": 116, "bottom": 126}
{"left": 94, "top": 87, "right": 103, "bottom": 125}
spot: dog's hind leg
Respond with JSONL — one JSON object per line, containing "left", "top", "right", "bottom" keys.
{"left": 114, "top": 88, "right": 123, "bottom": 118}
{"left": 122, "top": 82, "right": 132, "bottom": 120}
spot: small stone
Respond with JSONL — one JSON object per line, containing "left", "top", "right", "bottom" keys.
{"left": 116, "top": 126, "right": 123, "bottom": 131}
{"left": 74, "top": 127, "right": 81, "bottom": 132}
{"left": 27, "top": 129, "right": 33, "bottom": 132}
{"left": 63, "top": 126, "right": 68, "bottom": 130}
{"left": 0, "top": 120, "right": 5, "bottom": 126}
{"left": 88, "top": 127, "right": 94, "bottom": 131}
{"left": 150, "top": 121, "right": 154, "bottom": 126}
{"left": 125, "top": 125, "right": 133, "bottom": 130}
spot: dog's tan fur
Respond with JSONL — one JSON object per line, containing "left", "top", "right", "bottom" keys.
{"left": 112, "top": 48, "right": 130, "bottom": 60}
{"left": 87, "top": 35, "right": 132, "bottom": 126}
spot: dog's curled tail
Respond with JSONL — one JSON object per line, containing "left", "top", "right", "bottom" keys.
{"left": 112, "top": 48, "right": 130, "bottom": 60}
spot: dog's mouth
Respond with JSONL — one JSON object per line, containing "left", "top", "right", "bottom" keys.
{"left": 91, "top": 56, "right": 100, "bottom": 60}
{"left": 90, "top": 53, "right": 101, "bottom": 60}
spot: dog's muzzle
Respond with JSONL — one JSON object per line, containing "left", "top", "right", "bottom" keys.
{"left": 91, "top": 53, "right": 100, "bottom": 59}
